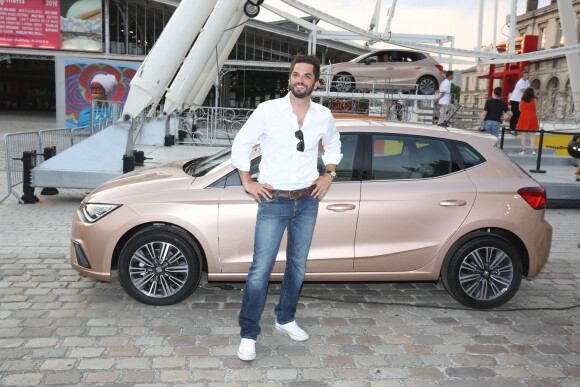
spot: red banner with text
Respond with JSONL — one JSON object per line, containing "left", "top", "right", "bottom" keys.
{"left": 0, "top": 0, "right": 103, "bottom": 51}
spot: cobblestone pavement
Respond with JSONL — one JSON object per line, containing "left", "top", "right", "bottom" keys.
{"left": 0, "top": 174, "right": 579, "bottom": 387}
{"left": 1, "top": 113, "right": 580, "bottom": 386}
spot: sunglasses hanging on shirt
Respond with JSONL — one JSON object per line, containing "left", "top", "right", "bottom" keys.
{"left": 295, "top": 130, "right": 304, "bottom": 152}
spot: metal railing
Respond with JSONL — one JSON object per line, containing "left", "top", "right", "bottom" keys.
{"left": 499, "top": 127, "right": 580, "bottom": 174}
{"left": 173, "top": 107, "right": 255, "bottom": 145}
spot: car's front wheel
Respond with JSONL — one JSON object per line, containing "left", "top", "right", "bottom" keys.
{"left": 416, "top": 76, "right": 438, "bottom": 95}
{"left": 332, "top": 73, "right": 355, "bottom": 92}
{"left": 441, "top": 236, "right": 522, "bottom": 309}
{"left": 118, "top": 225, "right": 202, "bottom": 305}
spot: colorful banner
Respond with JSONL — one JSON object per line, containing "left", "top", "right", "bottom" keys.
{"left": 0, "top": 0, "right": 102, "bottom": 51}
{"left": 64, "top": 60, "right": 137, "bottom": 128}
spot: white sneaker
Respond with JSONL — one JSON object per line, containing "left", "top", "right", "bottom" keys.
{"left": 275, "top": 321, "right": 309, "bottom": 341}
{"left": 518, "top": 150, "right": 525, "bottom": 155}
{"left": 237, "top": 338, "right": 256, "bottom": 361}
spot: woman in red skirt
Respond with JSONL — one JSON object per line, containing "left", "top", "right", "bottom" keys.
{"left": 516, "top": 87, "right": 539, "bottom": 155}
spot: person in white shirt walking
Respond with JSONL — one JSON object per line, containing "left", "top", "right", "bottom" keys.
{"left": 509, "top": 70, "right": 530, "bottom": 133}
{"left": 231, "top": 54, "right": 342, "bottom": 361}
{"left": 435, "top": 71, "right": 454, "bottom": 125}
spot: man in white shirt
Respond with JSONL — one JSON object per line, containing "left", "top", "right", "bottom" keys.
{"left": 509, "top": 70, "right": 529, "bottom": 133}
{"left": 435, "top": 71, "right": 454, "bottom": 125}
{"left": 231, "top": 54, "right": 342, "bottom": 361}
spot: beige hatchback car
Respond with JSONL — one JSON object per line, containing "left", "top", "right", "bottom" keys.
{"left": 321, "top": 49, "right": 445, "bottom": 94}
{"left": 71, "top": 120, "right": 552, "bottom": 309}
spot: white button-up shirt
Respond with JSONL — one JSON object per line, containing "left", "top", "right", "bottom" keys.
{"left": 510, "top": 78, "right": 530, "bottom": 102}
{"left": 231, "top": 94, "right": 342, "bottom": 190}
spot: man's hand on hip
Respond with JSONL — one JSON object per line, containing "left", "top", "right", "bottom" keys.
{"left": 311, "top": 173, "right": 333, "bottom": 199}
{"left": 238, "top": 170, "right": 272, "bottom": 202}
{"left": 243, "top": 181, "right": 273, "bottom": 203}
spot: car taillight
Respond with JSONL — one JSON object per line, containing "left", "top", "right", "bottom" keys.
{"left": 518, "top": 187, "right": 546, "bottom": 209}
{"left": 436, "top": 65, "right": 444, "bottom": 71}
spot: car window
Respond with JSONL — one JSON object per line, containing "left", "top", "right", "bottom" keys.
{"left": 370, "top": 135, "right": 457, "bottom": 180}
{"left": 222, "top": 156, "right": 261, "bottom": 187}
{"left": 451, "top": 141, "right": 486, "bottom": 169}
{"left": 360, "top": 55, "right": 378, "bottom": 64}
{"left": 317, "top": 133, "right": 359, "bottom": 182}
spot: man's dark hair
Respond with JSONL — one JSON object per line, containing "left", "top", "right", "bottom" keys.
{"left": 290, "top": 54, "right": 321, "bottom": 81}
{"left": 493, "top": 87, "right": 503, "bottom": 96}
{"left": 445, "top": 70, "right": 454, "bottom": 78}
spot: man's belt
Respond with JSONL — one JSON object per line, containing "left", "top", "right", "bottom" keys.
{"left": 268, "top": 185, "right": 315, "bottom": 199}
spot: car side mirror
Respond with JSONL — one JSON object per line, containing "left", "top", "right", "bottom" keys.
{"left": 364, "top": 57, "right": 375, "bottom": 65}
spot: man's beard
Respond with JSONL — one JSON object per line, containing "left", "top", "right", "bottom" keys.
{"left": 289, "top": 82, "right": 315, "bottom": 99}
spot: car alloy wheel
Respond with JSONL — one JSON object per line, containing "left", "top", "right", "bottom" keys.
{"left": 442, "top": 236, "right": 522, "bottom": 309}
{"left": 333, "top": 73, "right": 355, "bottom": 92}
{"left": 118, "top": 226, "right": 202, "bottom": 305}
{"left": 416, "top": 76, "right": 437, "bottom": 95}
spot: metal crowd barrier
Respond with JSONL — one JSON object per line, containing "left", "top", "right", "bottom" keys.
{"left": 1, "top": 125, "right": 91, "bottom": 204}
{"left": 2, "top": 131, "right": 41, "bottom": 204}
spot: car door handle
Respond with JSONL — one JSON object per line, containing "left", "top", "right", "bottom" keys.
{"left": 326, "top": 204, "right": 356, "bottom": 212}
{"left": 439, "top": 200, "right": 467, "bottom": 207}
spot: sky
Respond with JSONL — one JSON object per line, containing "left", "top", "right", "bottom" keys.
{"left": 256, "top": 0, "right": 555, "bottom": 68}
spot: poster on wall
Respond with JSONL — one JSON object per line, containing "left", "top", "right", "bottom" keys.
{"left": 64, "top": 60, "right": 137, "bottom": 128}
{"left": 0, "top": 0, "right": 102, "bottom": 51}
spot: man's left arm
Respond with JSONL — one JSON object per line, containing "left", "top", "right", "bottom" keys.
{"left": 311, "top": 116, "right": 342, "bottom": 199}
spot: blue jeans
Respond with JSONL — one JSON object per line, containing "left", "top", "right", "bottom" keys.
{"left": 483, "top": 120, "right": 501, "bottom": 138}
{"left": 239, "top": 193, "right": 319, "bottom": 340}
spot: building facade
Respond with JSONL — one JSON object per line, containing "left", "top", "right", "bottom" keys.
{"left": 516, "top": 0, "right": 579, "bottom": 121}
{"left": 460, "top": 0, "right": 579, "bottom": 121}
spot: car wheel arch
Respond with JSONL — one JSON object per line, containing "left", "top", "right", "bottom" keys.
{"left": 111, "top": 222, "right": 208, "bottom": 273}
{"left": 440, "top": 228, "right": 529, "bottom": 278}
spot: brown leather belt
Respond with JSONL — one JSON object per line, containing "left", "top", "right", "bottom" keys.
{"left": 268, "top": 185, "right": 315, "bottom": 199}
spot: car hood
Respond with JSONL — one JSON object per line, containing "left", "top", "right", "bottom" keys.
{"left": 84, "top": 159, "right": 195, "bottom": 203}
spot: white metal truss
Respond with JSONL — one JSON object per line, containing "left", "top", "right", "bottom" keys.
{"left": 277, "top": 0, "right": 580, "bottom": 63}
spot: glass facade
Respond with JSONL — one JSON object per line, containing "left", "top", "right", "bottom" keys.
{"left": 230, "top": 23, "right": 357, "bottom": 65}
{"left": 108, "top": 0, "right": 170, "bottom": 55}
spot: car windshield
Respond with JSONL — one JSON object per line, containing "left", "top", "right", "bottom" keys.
{"left": 349, "top": 52, "right": 371, "bottom": 63}
{"left": 185, "top": 147, "right": 232, "bottom": 177}
{"left": 184, "top": 144, "right": 261, "bottom": 177}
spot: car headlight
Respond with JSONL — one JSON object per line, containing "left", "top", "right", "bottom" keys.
{"left": 82, "top": 203, "right": 121, "bottom": 223}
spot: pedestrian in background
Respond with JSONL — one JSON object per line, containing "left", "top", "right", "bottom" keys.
{"left": 509, "top": 70, "right": 530, "bottom": 134}
{"left": 435, "top": 71, "right": 454, "bottom": 125}
{"left": 516, "top": 87, "right": 539, "bottom": 155}
{"left": 477, "top": 87, "right": 512, "bottom": 138}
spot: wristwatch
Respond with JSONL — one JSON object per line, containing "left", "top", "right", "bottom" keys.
{"left": 325, "top": 170, "right": 336, "bottom": 178}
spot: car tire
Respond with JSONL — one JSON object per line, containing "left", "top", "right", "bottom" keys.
{"left": 332, "top": 73, "right": 355, "bottom": 92}
{"left": 441, "top": 236, "right": 522, "bottom": 309}
{"left": 118, "top": 225, "right": 202, "bottom": 306}
{"left": 416, "top": 76, "right": 438, "bottom": 95}
{"left": 243, "top": 1, "right": 260, "bottom": 18}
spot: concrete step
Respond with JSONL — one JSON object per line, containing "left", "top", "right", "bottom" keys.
{"left": 502, "top": 145, "right": 557, "bottom": 156}
{"left": 542, "top": 182, "right": 580, "bottom": 207}
{"left": 509, "top": 153, "right": 577, "bottom": 167}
